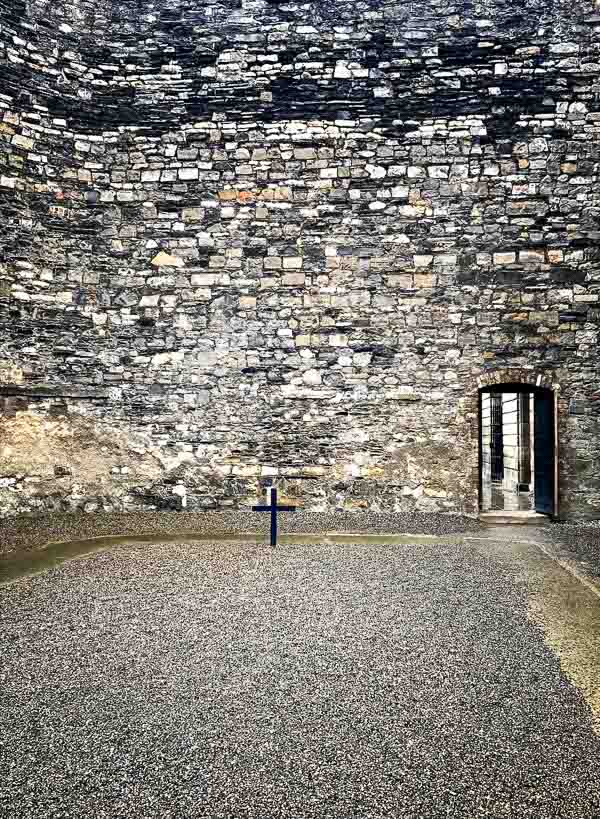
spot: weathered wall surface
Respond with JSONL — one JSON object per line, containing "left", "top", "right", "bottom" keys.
{"left": 0, "top": 0, "right": 599, "bottom": 520}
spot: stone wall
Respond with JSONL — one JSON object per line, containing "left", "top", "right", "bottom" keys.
{"left": 1, "top": 0, "right": 599, "bottom": 520}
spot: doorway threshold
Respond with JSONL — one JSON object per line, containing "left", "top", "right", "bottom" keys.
{"left": 479, "top": 510, "right": 551, "bottom": 526}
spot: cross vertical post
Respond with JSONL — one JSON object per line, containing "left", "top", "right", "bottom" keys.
{"left": 270, "top": 487, "right": 278, "bottom": 547}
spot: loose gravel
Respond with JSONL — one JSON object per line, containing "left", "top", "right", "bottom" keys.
{"left": 542, "top": 523, "right": 600, "bottom": 582}
{"left": 0, "top": 510, "right": 482, "bottom": 555}
{"left": 1, "top": 538, "right": 599, "bottom": 818}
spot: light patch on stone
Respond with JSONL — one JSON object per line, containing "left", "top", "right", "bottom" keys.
{"left": 0, "top": 361, "right": 24, "bottom": 385}
{"left": 386, "top": 388, "right": 420, "bottom": 401}
{"left": 150, "top": 350, "right": 185, "bottom": 368}
{"left": 302, "top": 368, "right": 322, "bottom": 386}
{"left": 151, "top": 251, "right": 185, "bottom": 267}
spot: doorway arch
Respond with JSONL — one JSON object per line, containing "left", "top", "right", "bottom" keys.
{"left": 478, "top": 382, "right": 558, "bottom": 517}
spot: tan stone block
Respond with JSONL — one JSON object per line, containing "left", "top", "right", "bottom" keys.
{"left": 493, "top": 252, "right": 516, "bottom": 265}
{"left": 183, "top": 207, "right": 204, "bottom": 221}
{"left": 294, "top": 148, "right": 317, "bottom": 160}
{"left": 264, "top": 257, "right": 282, "bottom": 270}
{"left": 260, "top": 187, "right": 291, "bottom": 201}
{"left": 282, "top": 273, "right": 305, "bottom": 286}
{"left": 414, "top": 255, "right": 433, "bottom": 267}
{"left": 12, "top": 134, "right": 34, "bottom": 150}
{"left": 414, "top": 273, "right": 435, "bottom": 288}
{"left": 232, "top": 464, "right": 260, "bottom": 477}
{"left": 151, "top": 251, "right": 185, "bottom": 267}
{"left": 239, "top": 296, "right": 257, "bottom": 309}
{"left": 387, "top": 274, "right": 413, "bottom": 288}
{"left": 0, "top": 361, "right": 24, "bottom": 385}
{"left": 283, "top": 257, "right": 303, "bottom": 269}
{"left": 208, "top": 255, "right": 226, "bottom": 269}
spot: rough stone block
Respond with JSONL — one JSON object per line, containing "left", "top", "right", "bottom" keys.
{"left": 493, "top": 252, "right": 516, "bottom": 265}
{"left": 388, "top": 274, "right": 413, "bottom": 288}
{"left": 12, "top": 134, "right": 34, "bottom": 150}
{"left": 414, "top": 274, "right": 435, "bottom": 289}
{"left": 179, "top": 167, "right": 199, "bottom": 181}
{"left": 282, "top": 273, "right": 305, "bottom": 286}
{"left": 414, "top": 255, "right": 433, "bottom": 267}
{"left": 151, "top": 251, "right": 185, "bottom": 268}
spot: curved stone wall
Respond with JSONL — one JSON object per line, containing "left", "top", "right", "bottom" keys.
{"left": 1, "top": 0, "right": 599, "bottom": 520}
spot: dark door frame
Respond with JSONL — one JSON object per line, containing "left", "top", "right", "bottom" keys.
{"left": 478, "top": 382, "right": 559, "bottom": 518}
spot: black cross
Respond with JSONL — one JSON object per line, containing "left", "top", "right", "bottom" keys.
{"left": 252, "top": 487, "right": 296, "bottom": 546}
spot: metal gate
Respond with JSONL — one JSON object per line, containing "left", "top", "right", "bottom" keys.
{"left": 490, "top": 394, "right": 504, "bottom": 482}
{"left": 534, "top": 390, "right": 555, "bottom": 514}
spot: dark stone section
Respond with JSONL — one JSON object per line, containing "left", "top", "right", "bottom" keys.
{"left": 0, "top": 385, "right": 110, "bottom": 398}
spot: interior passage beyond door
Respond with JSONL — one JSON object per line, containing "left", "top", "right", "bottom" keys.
{"left": 480, "top": 386, "right": 555, "bottom": 515}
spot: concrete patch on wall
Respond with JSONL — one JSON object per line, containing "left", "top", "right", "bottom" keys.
{"left": 0, "top": 408, "right": 165, "bottom": 517}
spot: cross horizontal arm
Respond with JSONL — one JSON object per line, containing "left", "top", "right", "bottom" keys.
{"left": 251, "top": 504, "right": 296, "bottom": 512}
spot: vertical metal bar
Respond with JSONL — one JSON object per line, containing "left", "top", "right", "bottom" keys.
{"left": 478, "top": 389, "right": 482, "bottom": 512}
{"left": 554, "top": 391, "right": 560, "bottom": 520}
{"left": 271, "top": 487, "right": 277, "bottom": 546}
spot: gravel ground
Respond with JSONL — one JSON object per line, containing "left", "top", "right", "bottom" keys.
{"left": 542, "top": 523, "right": 600, "bottom": 581}
{"left": 1, "top": 538, "right": 600, "bottom": 819}
{"left": 0, "top": 510, "right": 482, "bottom": 555}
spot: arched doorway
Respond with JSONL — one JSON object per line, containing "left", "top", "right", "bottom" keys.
{"left": 479, "top": 383, "right": 557, "bottom": 516}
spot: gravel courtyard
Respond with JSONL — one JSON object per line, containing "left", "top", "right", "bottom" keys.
{"left": 1, "top": 537, "right": 600, "bottom": 819}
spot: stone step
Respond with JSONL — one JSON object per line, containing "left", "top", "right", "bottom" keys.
{"left": 479, "top": 511, "right": 552, "bottom": 526}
